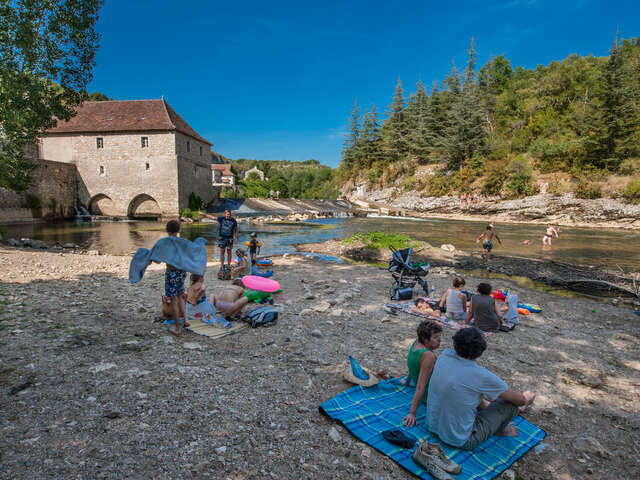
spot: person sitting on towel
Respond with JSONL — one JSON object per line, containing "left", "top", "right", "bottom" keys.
{"left": 186, "top": 274, "right": 231, "bottom": 327}
{"left": 439, "top": 276, "right": 467, "bottom": 323}
{"left": 403, "top": 321, "right": 443, "bottom": 427}
{"left": 425, "top": 327, "right": 536, "bottom": 450}
{"left": 466, "top": 282, "right": 503, "bottom": 332}
{"left": 212, "top": 279, "right": 249, "bottom": 319}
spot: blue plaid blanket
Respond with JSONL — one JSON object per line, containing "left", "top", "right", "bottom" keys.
{"left": 319, "top": 379, "right": 545, "bottom": 480}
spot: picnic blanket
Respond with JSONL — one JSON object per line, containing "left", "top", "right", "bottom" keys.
{"left": 187, "top": 317, "right": 247, "bottom": 339}
{"left": 386, "top": 300, "right": 492, "bottom": 336}
{"left": 320, "top": 379, "right": 545, "bottom": 480}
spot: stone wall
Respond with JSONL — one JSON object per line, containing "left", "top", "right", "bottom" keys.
{"left": 175, "top": 132, "right": 216, "bottom": 210}
{"left": 0, "top": 158, "right": 77, "bottom": 222}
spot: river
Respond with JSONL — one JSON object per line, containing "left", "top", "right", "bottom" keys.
{"left": 3, "top": 216, "right": 640, "bottom": 271}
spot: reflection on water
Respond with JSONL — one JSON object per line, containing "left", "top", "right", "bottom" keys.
{"left": 3, "top": 216, "right": 640, "bottom": 272}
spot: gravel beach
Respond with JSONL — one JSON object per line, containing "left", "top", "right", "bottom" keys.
{"left": 0, "top": 245, "right": 638, "bottom": 479}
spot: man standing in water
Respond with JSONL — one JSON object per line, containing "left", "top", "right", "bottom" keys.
{"left": 476, "top": 225, "right": 501, "bottom": 260}
{"left": 202, "top": 209, "right": 238, "bottom": 268}
{"left": 542, "top": 224, "right": 559, "bottom": 246}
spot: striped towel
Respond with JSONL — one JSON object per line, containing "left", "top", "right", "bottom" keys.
{"left": 386, "top": 300, "right": 492, "bottom": 337}
{"left": 320, "top": 378, "right": 545, "bottom": 480}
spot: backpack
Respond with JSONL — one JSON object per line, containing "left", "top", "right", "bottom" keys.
{"left": 243, "top": 306, "right": 278, "bottom": 328}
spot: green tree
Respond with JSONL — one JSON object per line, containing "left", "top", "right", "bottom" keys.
{"left": 406, "top": 80, "right": 432, "bottom": 161}
{"left": 341, "top": 99, "right": 361, "bottom": 174}
{"left": 383, "top": 78, "right": 409, "bottom": 162}
{"left": 358, "top": 105, "right": 384, "bottom": 170}
{"left": 0, "top": 0, "right": 103, "bottom": 191}
{"left": 442, "top": 39, "right": 486, "bottom": 170}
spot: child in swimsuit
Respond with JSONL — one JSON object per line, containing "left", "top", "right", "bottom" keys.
{"left": 542, "top": 224, "right": 559, "bottom": 246}
{"left": 212, "top": 279, "right": 249, "bottom": 319}
{"left": 412, "top": 298, "right": 442, "bottom": 317}
{"left": 231, "top": 248, "right": 249, "bottom": 279}
{"left": 186, "top": 274, "right": 231, "bottom": 327}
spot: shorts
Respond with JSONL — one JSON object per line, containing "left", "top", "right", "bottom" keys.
{"left": 483, "top": 240, "right": 493, "bottom": 252}
{"left": 446, "top": 311, "right": 466, "bottom": 323}
{"left": 165, "top": 269, "right": 186, "bottom": 298}
{"left": 218, "top": 237, "right": 234, "bottom": 249}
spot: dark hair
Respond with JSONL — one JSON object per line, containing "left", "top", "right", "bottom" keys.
{"left": 225, "top": 209, "right": 231, "bottom": 214}
{"left": 477, "top": 283, "right": 492, "bottom": 295}
{"left": 486, "top": 225, "right": 492, "bottom": 230}
{"left": 251, "top": 259, "right": 256, "bottom": 265}
{"left": 453, "top": 327, "right": 487, "bottom": 360}
{"left": 232, "top": 278, "right": 244, "bottom": 287}
{"left": 414, "top": 298, "right": 427, "bottom": 306}
{"left": 417, "top": 320, "right": 442, "bottom": 345}
{"left": 190, "top": 274, "right": 203, "bottom": 284}
{"left": 453, "top": 276, "right": 465, "bottom": 288}
{"left": 166, "top": 220, "right": 180, "bottom": 234}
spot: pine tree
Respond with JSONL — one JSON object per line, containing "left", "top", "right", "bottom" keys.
{"left": 406, "top": 80, "right": 432, "bottom": 161}
{"left": 359, "top": 105, "right": 384, "bottom": 169}
{"left": 341, "top": 99, "right": 361, "bottom": 173}
{"left": 442, "top": 39, "right": 486, "bottom": 170}
{"left": 383, "top": 78, "right": 409, "bottom": 162}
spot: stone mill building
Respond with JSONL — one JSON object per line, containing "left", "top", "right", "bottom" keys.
{"left": 38, "top": 99, "right": 216, "bottom": 217}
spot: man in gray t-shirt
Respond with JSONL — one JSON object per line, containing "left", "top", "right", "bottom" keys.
{"left": 425, "top": 328, "right": 535, "bottom": 450}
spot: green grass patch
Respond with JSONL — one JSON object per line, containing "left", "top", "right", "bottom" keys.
{"left": 342, "top": 232, "right": 420, "bottom": 250}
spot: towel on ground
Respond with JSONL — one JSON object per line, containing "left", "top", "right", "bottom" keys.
{"left": 129, "top": 236, "right": 208, "bottom": 283}
{"left": 319, "top": 378, "right": 545, "bottom": 480}
{"left": 387, "top": 299, "right": 493, "bottom": 337}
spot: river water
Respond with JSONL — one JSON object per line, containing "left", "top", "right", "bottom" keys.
{"left": 4, "top": 216, "right": 640, "bottom": 271}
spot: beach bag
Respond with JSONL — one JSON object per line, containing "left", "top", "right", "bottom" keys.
{"left": 391, "top": 286, "right": 413, "bottom": 301}
{"left": 243, "top": 306, "right": 278, "bottom": 328}
{"left": 217, "top": 266, "right": 231, "bottom": 280}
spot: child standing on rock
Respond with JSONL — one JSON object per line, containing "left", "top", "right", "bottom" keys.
{"left": 165, "top": 220, "right": 189, "bottom": 336}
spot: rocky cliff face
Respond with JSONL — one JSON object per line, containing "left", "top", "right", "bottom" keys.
{"left": 356, "top": 191, "right": 640, "bottom": 228}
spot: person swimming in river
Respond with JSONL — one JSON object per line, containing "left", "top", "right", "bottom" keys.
{"left": 543, "top": 224, "right": 559, "bottom": 246}
{"left": 476, "top": 225, "right": 501, "bottom": 260}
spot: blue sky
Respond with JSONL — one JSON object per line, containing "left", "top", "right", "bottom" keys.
{"left": 89, "top": 0, "right": 639, "bottom": 167}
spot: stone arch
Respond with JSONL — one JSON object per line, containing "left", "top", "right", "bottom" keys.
{"left": 88, "top": 194, "right": 116, "bottom": 216}
{"left": 128, "top": 194, "right": 161, "bottom": 218}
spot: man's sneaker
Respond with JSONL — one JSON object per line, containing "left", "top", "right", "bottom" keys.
{"left": 412, "top": 441, "right": 461, "bottom": 475}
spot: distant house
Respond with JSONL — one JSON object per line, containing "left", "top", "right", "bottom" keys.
{"left": 39, "top": 99, "right": 216, "bottom": 217}
{"left": 243, "top": 166, "right": 265, "bottom": 180}
{"left": 212, "top": 164, "right": 234, "bottom": 186}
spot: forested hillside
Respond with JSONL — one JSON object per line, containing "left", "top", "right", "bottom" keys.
{"left": 228, "top": 159, "right": 339, "bottom": 199}
{"left": 339, "top": 36, "right": 640, "bottom": 203}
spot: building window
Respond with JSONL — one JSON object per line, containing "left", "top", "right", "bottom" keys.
{"left": 199, "top": 146, "right": 203, "bottom": 156}
{"left": 99, "top": 165, "right": 105, "bottom": 175}
{"left": 145, "top": 162, "right": 150, "bottom": 171}
{"left": 96, "top": 137, "right": 103, "bottom": 149}
{"left": 186, "top": 141, "right": 190, "bottom": 152}
{"left": 141, "top": 136, "right": 149, "bottom": 148}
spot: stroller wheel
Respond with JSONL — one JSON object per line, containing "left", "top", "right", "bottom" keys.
{"left": 389, "top": 285, "right": 398, "bottom": 300}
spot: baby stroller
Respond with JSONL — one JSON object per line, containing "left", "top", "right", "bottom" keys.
{"left": 388, "top": 246, "right": 429, "bottom": 300}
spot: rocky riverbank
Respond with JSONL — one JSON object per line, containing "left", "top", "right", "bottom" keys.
{"left": 296, "top": 239, "right": 640, "bottom": 303}
{"left": 0, "top": 246, "right": 638, "bottom": 479}
{"left": 356, "top": 191, "right": 640, "bottom": 230}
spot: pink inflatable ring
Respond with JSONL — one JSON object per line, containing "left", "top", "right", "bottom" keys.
{"left": 242, "top": 275, "right": 280, "bottom": 293}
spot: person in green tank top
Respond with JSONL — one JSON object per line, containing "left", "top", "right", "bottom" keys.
{"left": 403, "top": 321, "right": 443, "bottom": 427}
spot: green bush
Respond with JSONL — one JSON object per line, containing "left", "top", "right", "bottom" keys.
{"left": 180, "top": 208, "right": 199, "bottom": 219}
{"left": 482, "top": 165, "right": 505, "bottom": 195}
{"left": 425, "top": 175, "right": 450, "bottom": 196}
{"left": 342, "top": 232, "right": 419, "bottom": 250}
{"left": 623, "top": 178, "right": 640, "bottom": 204}
{"left": 24, "top": 193, "right": 41, "bottom": 208}
{"left": 188, "top": 192, "right": 204, "bottom": 211}
{"left": 505, "top": 158, "right": 533, "bottom": 196}
{"left": 575, "top": 179, "right": 602, "bottom": 199}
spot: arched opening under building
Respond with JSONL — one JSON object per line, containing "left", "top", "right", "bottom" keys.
{"left": 128, "top": 194, "right": 161, "bottom": 219}
{"left": 88, "top": 194, "right": 116, "bottom": 216}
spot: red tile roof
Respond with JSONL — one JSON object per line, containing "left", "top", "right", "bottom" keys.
{"left": 211, "top": 164, "right": 233, "bottom": 176}
{"left": 46, "top": 99, "right": 212, "bottom": 145}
